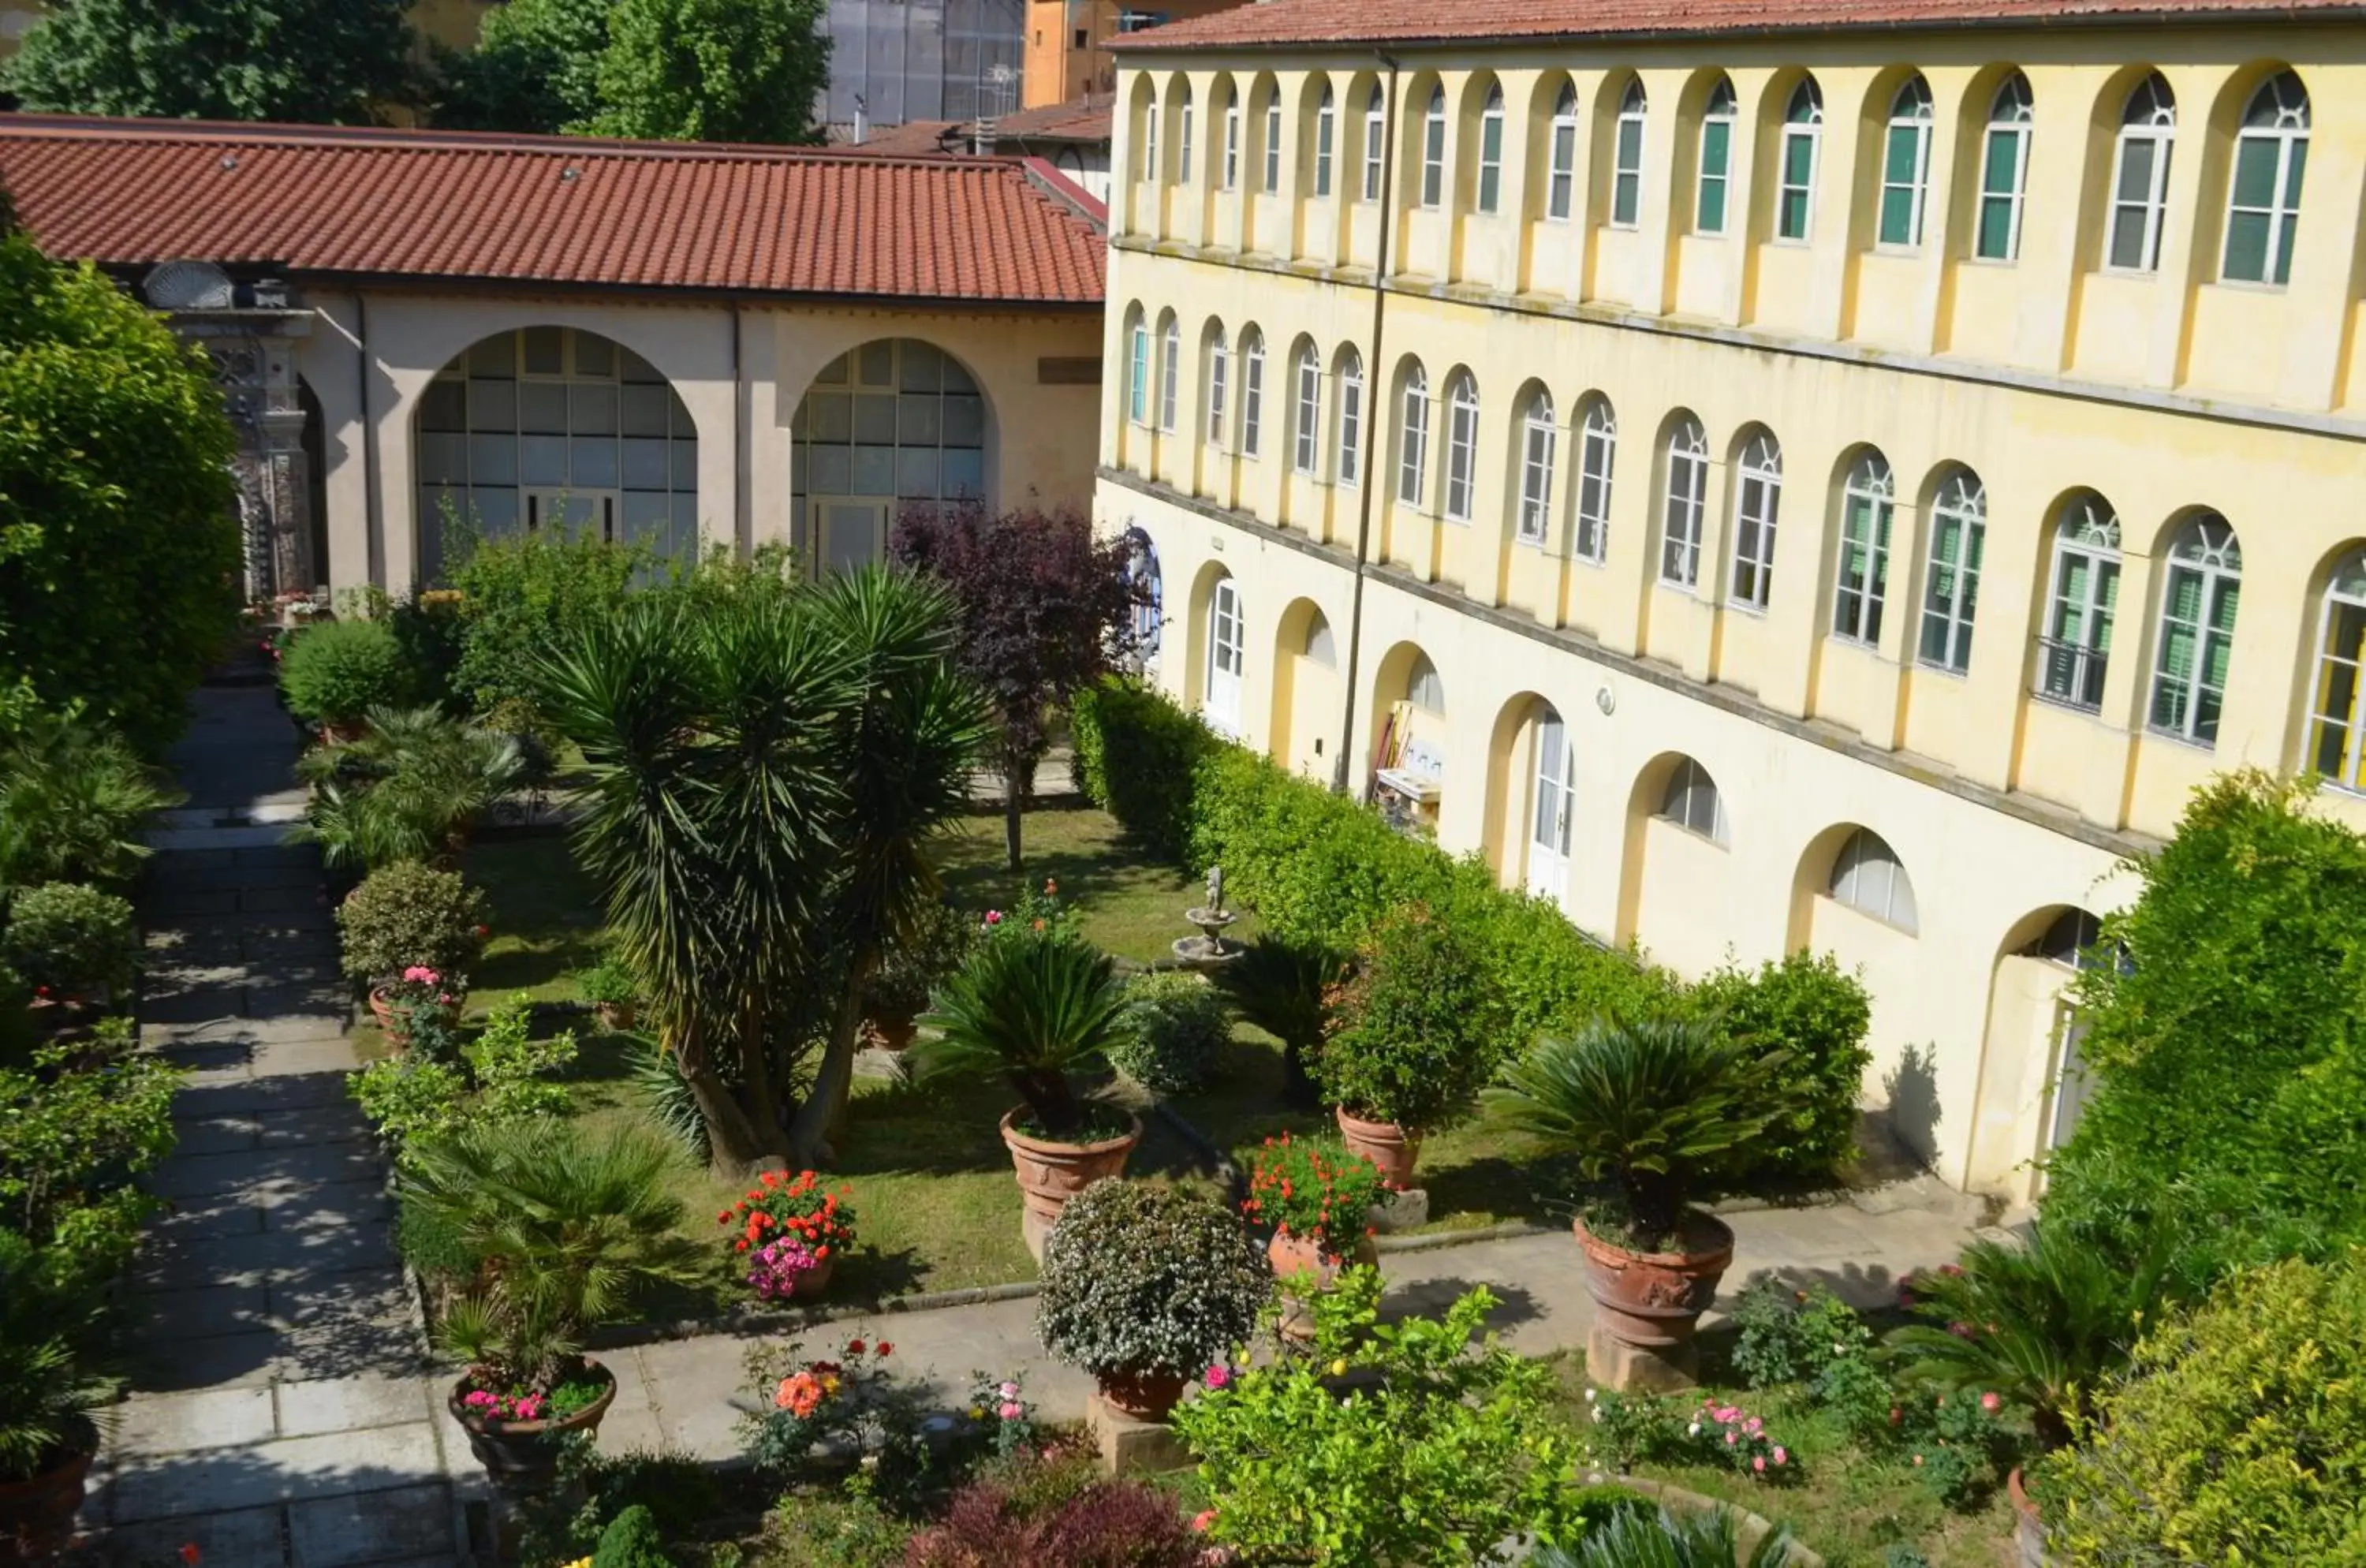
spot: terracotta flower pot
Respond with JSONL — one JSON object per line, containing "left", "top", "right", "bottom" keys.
{"left": 1267, "top": 1229, "right": 1379, "bottom": 1342}
{"left": 369, "top": 987, "right": 459, "bottom": 1048}
{"left": 1334, "top": 1107, "right": 1420, "bottom": 1190}
{"left": 0, "top": 1443, "right": 94, "bottom": 1559}
{"left": 595, "top": 1000, "right": 638, "bottom": 1032}
{"left": 1096, "top": 1368, "right": 1188, "bottom": 1423}
{"left": 793, "top": 1252, "right": 835, "bottom": 1301}
{"left": 1574, "top": 1211, "right": 1734, "bottom": 1350}
{"left": 2009, "top": 1467, "right": 2054, "bottom": 1568}
{"left": 862, "top": 1014, "right": 918, "bottom": 1051}
{"left": 447, "top": 1361, "right": 616, "bottom": 1493}
{"left": 1000, "top": 1108, "right": 1143, "bottom": 1231}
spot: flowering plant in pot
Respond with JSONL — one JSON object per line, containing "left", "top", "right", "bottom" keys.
{"left": 397, "top": 1121, "right": 701, "bottom": 1491}
{"left": 1243, "top": 1133, "right": 1386, "bottom": 1340}
{"left": 1482, "top": 1015, "right": 1783, "bottom": 1388}
{"left": 336, "top": 860, "right": 487, "bottom": 1040}
{"left": 1312, "top": 907, "right": 1510, "bottom": 1189}
{"left": 913, "top": 926, "right": 1143, "bottom": 1255}
{"left": 1036, "top": 1178, "right": 1271, "bottom": 1423}
{"left": 721, "top": 1169, "right": 857, "bottom": 1302}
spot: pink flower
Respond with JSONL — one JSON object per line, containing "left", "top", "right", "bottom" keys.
{"left": 1725, "top": 1432, "right": 1738, "bottom": 1447}
{"left": 1773, "top": 1447, "right": 1787, "bottom": 1465}
{"left": 998, "top": 1401, "right": 1024, "bottom": 1421}
{"left": 984, "top": 909, "right": 1003, "bottom": 925}
{"left": 1981, "top": 1391, "right": 2002, "bottom": 1413}
{"left": 1745, "top": 1417, "right": 1763, "bottom": 1435}
{"left": 1191, "top": 1510, "right": 1216, "bottom": 1534}
{"left": 1753, "top": 1456, "right": 1766, "bottom": 1473}
{"left": 1204, "top": 1364, "right": 1231, "bottom": 1391}
{"left": 999, "top": 1381, "right": 1021, "bottom": 1400}
{"left": 401, "top": 965, "right": 439, "bottom": 984}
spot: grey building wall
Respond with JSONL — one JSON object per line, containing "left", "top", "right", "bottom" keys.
{"left": 824, "top": 0, "right": 1025, "bottom": 130}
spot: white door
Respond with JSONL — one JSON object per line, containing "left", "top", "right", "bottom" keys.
{"left": 815, "top": 499, "right": 890, "bottom": 573}
{"left": 2047, "top": 1004, "right": 2095, "bottom": 1155}
{"left": 1526, "top": 708, "right": 1574, "bottom": 905}
{"left": 525, "top": 489, "right": 616, "bottom": 543}
{"left": 1207, "top": 578, "right": 1244, "bottom": 734}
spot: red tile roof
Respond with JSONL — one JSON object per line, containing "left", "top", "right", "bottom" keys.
{"left": 990, "top": 100, "right": 1114, "bottom": 144}
{"left": 834, "top": 119, "right": 965, "bottom": 156}
{"left": 1114, "top": 0, "right": 2363, "bottom": 50}
{"left": 0, "top": 115, "right": 1106, "bottom": 304}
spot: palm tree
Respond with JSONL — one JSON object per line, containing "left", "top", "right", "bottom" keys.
{"left": 0, "top": 706, "right": 180, "bottom": 887}
{"left": 1481, "top": 1015, "right": 1784, "bottom": 1249}
{"left": 914, "top": 927, "right": 1135, "bottom": 1138}
{"left": 1532, "top": 1503, "right": 1797, "bottom": 1567}
{"left": 1210, "top": 935, "right": 1345, "bottom": 1109}
{"left": 292, "top": 704, "right": 524, "bottom": 870}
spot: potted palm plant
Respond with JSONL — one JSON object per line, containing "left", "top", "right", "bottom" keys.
{"left": 1483, "top": 1015, "right": 1783, "bottom": 1390}
{"left": 1037, "top": 1179, "right": 1271, "bottom": 1423}
{"left": 0, "top": 1234, "right": 110, "bottom": 1558}
{"left": 1210, "top": 935, "right": 1344, "bottom": 1111}
{"left": 397, "top": 1120, "right": 701, "bottom": 1492}
{"left": 915, "top": 926, "right": 1143, "bottom": 1259}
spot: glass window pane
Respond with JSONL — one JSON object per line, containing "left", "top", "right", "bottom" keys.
{"left": 853, "top": 445, "right": 895, "bottom": 495}
{"left": 419, "top": 432, "right": 468, "bottom": 485}
{"left": 942, "top": 448, "right": 985, "bottom": 498}
{"left": 896, "top": 446, "right": 941, "bottom": 498}
{"left": 853, "top": 394, "right": 897, "bottom": 443}
{"left": 899, "top": 341, "right": 944, "bottom": 391}
{"left": 1983, "top": 129, "right": 2019, "bottom": 193}
{"left": 811, "top": 444, "right": 852, "bottom": 494}
{"left": 619, "top": 347, "right": 663, "bottom": 385}
{"left": 622, "top": 437, "right": 670, "bottom": 490}
{"left": 1785, "top": 133, "right": 1814, "bottom": 187}
{"left": 467, "top": 336, "right": 517, "bottom": 379}
{"left": 468, "top": 379, "right": 516, "bottom": 431}
{"left": 521, "top": 327, "right": 564, "bottom": 376}
{"left": 899, "top": 394, "right": 943, "bottom": 444}
{"left": 2114, "top": 138, "right": 2156, "bottom": 203}
{"left": 2224, "top": 213, "right": 2271, "bottom": 282}
{"left": 570, "top": 437, "right": 618, "bottom": 488}
{"left": 670, "top": 439, "right": 697, "bottom": 491}
{"left": 943, "top": 394, "right": 986, "bottom": 446}
{"left": 470, "top": 485, "right": 520, "bottom": 539}
{"left": 808, "top": 391, "right": 852, "bottom": 444}
{"left": 519, "top": 434, "right": 566, "bottom": 486}
{"left": 573, "top": 334, "right": 615, "bottom": 378}
{"left": 468, "top": 433, "right": 519, "bottom": 485}
{"left": 1698, "top": 177, "right": 1726, "bottom": 233}
{"left": 570, "top": 384, "right": 619, "bottom": 436}
{"left": 942, "top": 357, "right": 978, "bottom": 394}
{"left": 420, "top": 378, "right": 467, "bottom": 432}
{"left": 518, "top": 381, "right": 568, "bottom": 435}
{"left": 2230, "top": 136, "right": 2279, "bottom": 207}
{"left": 1884, "top": 125, "right": 1920, "bottom": 184}
{"left": 1702, "top": 119, "right": 1730, "bottom": 179}
{"left": 621, "top": 384, "right": 671, "bottom": 437}
{"left": 859, "top": 342, "right": 895, "bottom": 386}
{"left": 1977, "top": 194, "right": 2014, "bottom": 259}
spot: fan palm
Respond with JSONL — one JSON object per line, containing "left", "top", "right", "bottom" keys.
{"left": 1481, "top": 1015, "right": 1785, "bottom": 1249}
{"left": 1210, "top": 935, "right": 1345, "bottom": 1109}
{"left": 292, "top": 704, "right": 524, "bottom": 870}
{"left": 913, "top": 928, "right": 1136, "bottom": 1139}
{"left": 0, "top": 706, "right": 181, "bottom": 887}
{"left": 397, "top": 1120, "right": 702, "bottom": 1393}
{"left": 0, "top": 1230, "right": 114, "bottom": 1481}
{"left": 1532, "top": 1503, "right": 1797, "bottom": 1568}
{"left": 1885, "top": 1221, "right": 2174, "bottom": 1449}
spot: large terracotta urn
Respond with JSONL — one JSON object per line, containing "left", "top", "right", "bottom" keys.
{"left": 1095, "top": 1368, "right": 1188, "bottom": 1423}
{"left": 1576, "top": 1211, "right": 1734, "bottom": 1391}
{"left": 1334, "top": 1107, "right": 1420, "bottom": 1190}
{"left": 1267, "top": 1229, "right": 1380, "bottom": 1342}
{"left": 1000, "top": 1108, "right": 1143, "bottom": 1260}
{"left": 0, "top": 1444, "right": 94, "bottom": 1560}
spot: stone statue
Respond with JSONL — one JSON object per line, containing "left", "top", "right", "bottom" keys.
{"left": 1206, "top": 864, "right": 1225, "bottom": 917}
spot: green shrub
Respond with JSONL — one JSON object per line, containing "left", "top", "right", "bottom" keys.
{"left": 590, "top": 1503, "right": 673, "bottom": 1568}
{"left": 1069, "top": 678, "right": 1221, "bottom": 864}
{"left": 1690, "top": 951, "right": 1871, "bottom": 1184}
{"left": 0, "top": 1040, "right": 181, "bottom": 1246}
{"left": 1112, "top": 970, "right": 1229, "bottom": 1096}
{"left": 446, "top": 525, "right": 647, "bottom": 719}
{"left": 2, "top": 881, "right": 138, "bottom": 997}
{"left": 0, "top": 704, "right": 179, "bottom": 887}
{"left": 293, "top": 706, "right": 524, "bottom": 871}
{"left": 859, "top": 898, "right": 976, "bottom": 1022}
{"left": 279, "top": 617, "right": 416, "bottom": 727}
{"left": 1036, "top": 1179, "right": 1270, "bottom": 1381}
{"left": 1728, "top": 1278, "right": 1875, "bottom": 1390}
{"left": 1314, "top": 906, "right": 1510, "bottom": 1133}
{"left": 335, "top": 861, "right": 487, "bottom": 989}
{"left": 2039, "top": 1251, "right": 2366, "bottom": 1562}
{"left": 767, "top": 1484, "right": 911, "bottom": 1567}
{"left": 351, "top": 995, "right": 577, "bottom": 1155}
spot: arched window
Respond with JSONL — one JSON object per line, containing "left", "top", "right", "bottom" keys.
{"left": 1832, "top": 451, "right": 1895, "bottom": 646}
{"left": 1517, "top": 389, "right": 1557, "bottom": 544}
{"left": 1407, "top": 650, "right": 1445, "bottom": 713}
{"left": 1729, "top": 430, "right": 1782, "bottom": 610}
{"left": 1207, "top": 327, "right": 1230, "bottom": 447}
{"left": 1548, "top": 84, "right": 1579, "bottom": 221}
{"left": 1142, "top": 90, "right": 1161, "bottom": 181}
{"left": 1126, "top": 311, "right": 1151, "bottom": 427}
{"left": 1612, "top": 79, "right": 1648, "bottom": 227}
{"left": 1977, "top": 72, "right": 2035, "bottom": 260}
{"left": 1303, "top": 607, "right": 1337, "bottom": 665}
{"left": 1696, "top": 77, "right": 1737, "bottom": 234}
{"left": 2148, "top": 513, "right": 2241, "bottom": 745}
{"left": 1879, "top": 75, "right": 1935, "bottom": 248}
{"left": 1222, "top": 91, "right": 1241, "bottom": 189}
{"left": 1207, "top": 576, "right": 1245, "bottom": 734}
{"left": 1778, "top": 78, "right": 1823, "bottom": 241}
{"left": 1240, "top": 328, "right": 1266, "bottom": 458}
{"left": 786, "top": 339, "right": 982, "bottom": 570}
{"left": 1443, "top": 373, "right": 1480, "bottom": 521}
{"left": 1829, "top": 828, "right": 1917, "bottom": 933}
{"left": 1421, "top": 84, "right": 1447, "bottom": 208}
{"left": 1917, "top": 468, "right": 1986, "bottom": 674}
{"left": 1397, "top": 364, "right": 1431, "bottom": 510}
{"left": 1314, "top": 83, "right": 1336, "bottom": 198}
{"left": 1575, "top": 397, "right": 1616, "bottom": 562}
{"left": 1659, "top": 416, "right": 1709, "bottom": 588}
{"left": 1363, "top": 83, "right": 1386, "bottom": 201}
{"left": 1158, "top": 314, "right": 1181, "bottom": 433}
{"left": 1263, "top": 88, "right": 1282, "bottom": 192}
{"left": 2308, "top": 550, "right": 2366, "bottom": 790}
{"left": 2108, "top": 73, "right": 2177, "bottom": 272}
{"left": 1477, "top": 84, "right": 1506, "bottom": 213}
{"left": 1336, "top": 349, "right": 1365, "bottom": 489}
{"left": 2225, "top": 69, "right": 2310, "bottom": 286}
{"left": 2027, "top": 907, "right": 2107, "bottom": 969}
{"left": 2037, "top": 495, "right": 2122, "bottom": 710}
{"left": 1658, "top": 756, "right": 1728, "bottom": 845}
{"left": 1291, "top": 341, "right": 1321, "bottom": 476}
{"left": 1178, "top": 84, "right": 1195, "bottom": 183}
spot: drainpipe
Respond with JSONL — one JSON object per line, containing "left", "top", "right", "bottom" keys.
{"left": 356, "top": 293, "right": 382, "bottom": 590}
{"left": 1331, "top": 50, "right": 1399, "bottom": 801}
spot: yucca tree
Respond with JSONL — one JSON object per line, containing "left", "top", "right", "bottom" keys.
{"left": 914, "top": 927, "right": 1136, "bottom": 1138}
{"left": 1481, "top": 1015, "right": 1784, "bottom": 1249}
{"left": 1885, "top": 1222, "right": 2174, "bottom": 1449}
{"left": 1210, "top": 935, "right": 1346, "bottom": 1109}
{"left": 1532, "top": 1503, "right": 1795, "bottom": 1568}
{"left": 398, "top": 1120, "right": 702, "bottom": 1392}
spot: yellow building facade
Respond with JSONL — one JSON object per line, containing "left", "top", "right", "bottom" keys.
{"left": 1095, "top": 7, "right": 2366, "bottom": 1201}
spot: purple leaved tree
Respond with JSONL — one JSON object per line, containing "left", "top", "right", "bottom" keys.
{"left": 891, "top": 502, "right": 1139, "bottom": 869}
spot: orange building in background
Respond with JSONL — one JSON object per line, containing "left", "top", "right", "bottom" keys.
{"left": 1021, "top": 0, "right": 1247, "bottom": 108}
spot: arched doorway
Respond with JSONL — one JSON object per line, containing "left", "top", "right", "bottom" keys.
{"left": 415, "top": 326, "right": 700, "bottom": 582}
{"left": 1271, "top": 598, "right": 1339, "bottom": 782}
{"left": 1971, "top": 905, "right": 2111, "bottom": 1200}
{"left": 788, "top": 338, "right": 989, "bottom": 571}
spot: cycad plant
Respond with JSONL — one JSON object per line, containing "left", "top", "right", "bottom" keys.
{"left": 293, "top": 704, "right": 524, "bottom": 871}
{"left": 1885, "top": 1221, "right": 2174, "bottom": 1450}
{"left": 397, "top": 1121, "right": 703, "bottom": 1394}
{"left": 0, "top": 705, "right": 181, "bottom": 887}
{"left": 1210, "top": 935, "right": 1345, "bottom": 1109}
{"left": 1482, "top": 1016, "right": 1784, "bottom": 1251}
{"left": 1532, "top": 1503, "right": 1796, "bottom": 1568}
{"left": 914, "top": 927, "right": 1136, "bottom": 1141}
{"left": 0, "top": 1230, "right": 113, "bottom": 1481}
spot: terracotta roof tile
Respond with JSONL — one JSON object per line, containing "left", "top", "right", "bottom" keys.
{"left": 989, "top": 100, "right": 1115, "bottom": 143}
{"left": 1114, "top": 0, "right": 2363, "bottom": 50}
{"left": 0, "top": 115, "right": 1106, "bottom": 304}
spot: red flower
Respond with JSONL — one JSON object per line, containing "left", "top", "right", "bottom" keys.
{"left": 876, "top": 1342, "right": 892, "bottom": 1357}
{"left": 180, "top": 1548, "right": 203, "bottom": 1566}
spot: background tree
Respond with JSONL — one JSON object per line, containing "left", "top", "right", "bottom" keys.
{"left": 892, "top": 504, "right": 1139, "bottom": 869}
{"left": 587, "top": 0, "right": 830, "bottom": 144}
{"left": 4, "top": 0, "right": 417, "bottom": 123}
{"left": 0, "top": 219, "right": 241, "bottom": 750}
{"left": 428, "top": 0, "right": 609, "bottom": 135}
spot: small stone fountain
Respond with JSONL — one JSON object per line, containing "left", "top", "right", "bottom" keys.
{"left": 1171, "top": 864, "right": 1243, "bottom": 972}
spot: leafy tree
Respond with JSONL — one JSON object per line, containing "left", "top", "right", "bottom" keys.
{"left": 4, "top": 0, "right": 417, "bottom": 123}
{"left": 429, "top": 0, "right": 610, "bottom": 135}
{"left": 892, "top": 504, "right": 1139, "bottom": 868}
{"left": 0, "top": 224, "right": 241, "bottom": 751}
{"left": 588, "top": 0, "right": 830, "bottom": 144}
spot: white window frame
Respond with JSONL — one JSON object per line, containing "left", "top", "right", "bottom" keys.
{"left": 1292, "top": 342, "right": 1320, "bottom": 476}
{"left": 2036, "top": 498, "right": 2121, "bottom": 711}
{"left": 1547, "top": 84, "right": 1578, "bottom": 222}
{"left": 1444, "top": 373, "right": 1479, "bottom": 522}
{"left": 1574, "top": 398, "right": 1615, "bottom": 563}
{"left": 1240, "top": 330, "right": 1265, "bottom": 458}
{"left": 1363, "top": 84, "right": 1386, "bottom": 202}
{"left": 2222, "top": 69, "right": 2310, "bottom": 287}
{"left": 1127, "top": 320, "right": 1150, "bottom": 426}
{"left": 1517, "top": 391, "right": 1557, "bottom": 545}
{"left": 1263, "top": 94, "right": 1281, "bottom": 192}
{"left": 1976, "top": 73, "right": 2034, "bottom": 262}
{"left": 1611, "top": 80, "right": 1647, "bottom": 228}
{"left": 1778, "top": 79, "right": 1823, "bottom": 242}
{"left": 2147, "top": 513, "right": 2241, "bottom": 747}
{"left": 1916, "top": 469, "right": 1985, "bottom": 674}
{"left": 1142, "top": 94, "right": 1160, "bottom": 182}
{"left": 1421, "top": 85, "right": 1447, "bottom": 209}
{"left": 1659, "top": 417, "right": 1708, "bottom": 589}
{"left": 1207, "top": 330, "right": 1230, "bottom": 447}
{"left": 1178, "top": 88, "right": 1194, "bottom": 184}
{"left": 2107, "top": 74, "right": 2177, "bottom": 274}
{"left": 1206, "top": 577, "right": 1245, "bottom": 735}
{"left": 1658, "top": 756, "right": 1728, "bottom": 845}
{"left": 1877, "top": 76, "right": 1935, "bottom": 250}
{"left": 1336, "top": 350, "right": 1364, "bottom": 489}
{"left": 2308, "top": 550, "right": 2366, "bottom": 792}
{"left": 1477, "top": 84, "right": 1506, "bottom": 215}
{"left": 1158, "top": 316, "right": 1180, "bottom": 433}
{"left": 1831, "top": 452, "right": 1894, "bottom": 647}
{"left": 1314, "top": 84, "right": 1336, "bottom": 199}
{"left": 1727, "top": 430, "right": 1781, "bottom": 610}
{"left": 1398, "top": 364, "right": 1431, "bottom": 510}
{"left": 1829, "top": 829, "right": 1917, "bottom": 934}
{"left": 1696, "top": 78, "right": 1737, "bottom": 235}
{"left": 1222, "top": 99, "right": 1240, "bottom": 190}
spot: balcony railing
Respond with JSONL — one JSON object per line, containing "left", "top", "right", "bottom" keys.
{"left": 2032, "top": 635, "right": 2108, "bottom": 712}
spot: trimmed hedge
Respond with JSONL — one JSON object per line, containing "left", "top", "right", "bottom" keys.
{"left": 1073, "top": 679, "right": 1872, "bottom": 1182}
